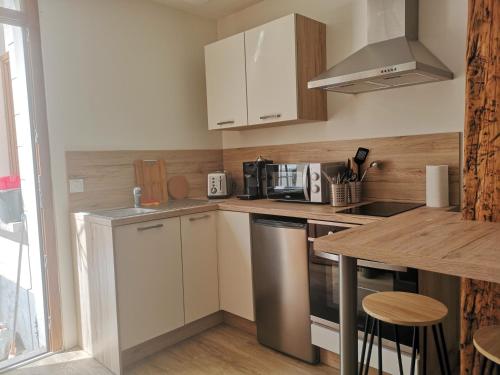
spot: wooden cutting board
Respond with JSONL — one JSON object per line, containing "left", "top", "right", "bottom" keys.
{"left": 134, "top": 160, "right": 168, "bottom": 205}
{"left": 168, "top": 176, "right": 189, "bottom": 200}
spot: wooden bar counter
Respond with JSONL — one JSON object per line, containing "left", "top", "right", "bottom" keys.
{"left": 314, "top": 206, "right": 500, "bottom": 284}
{"left": 314, "top": 206, "right": 500, "bottom": 375}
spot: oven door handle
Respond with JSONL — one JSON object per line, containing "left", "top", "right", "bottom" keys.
{"left": 357, "top": 259, "right": 408, "bottom": 273}
{"left": 313, "top": 251, "right": 408, "bottom": 273}
{"left": 314, "top": 251, "right": 339, "bottom": 262}
{"left": 303, "top": 164, "right": 310, "bottom": 202}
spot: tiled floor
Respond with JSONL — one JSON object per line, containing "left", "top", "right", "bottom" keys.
{"left": 5, "top": 325, "right": 338, "bottom": 374}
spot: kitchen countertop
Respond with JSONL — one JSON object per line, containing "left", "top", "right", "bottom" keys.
{"left": 75, "top": 198, "right": 384, "bottom": 227}
{"left": 74, "top": 199, "right": 219, "bottom": 227}
{"left": 217, "top": 199, "right": 383, "bottom": 224}
{"left": 314, "top": 206, "right": 500, "bottom": 284}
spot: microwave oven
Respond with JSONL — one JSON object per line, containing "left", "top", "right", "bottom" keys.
{"left": 265, "top": 162, "right": 345, "bottom": 203}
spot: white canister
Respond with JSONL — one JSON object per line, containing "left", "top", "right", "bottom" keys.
{"left": 426, "top": 165, "right": 449, "bottom": 207}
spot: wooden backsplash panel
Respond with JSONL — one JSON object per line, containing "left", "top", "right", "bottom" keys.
{"left": 223, "top": 132, "right": 461, "bottom": 205}
{"left": 66, "top": 149, "right": 223, "bottom": 212}
{"left": 67, "top": 133, "right": 460, "bottom": 212}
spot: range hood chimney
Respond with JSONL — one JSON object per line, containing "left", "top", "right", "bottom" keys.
{"left": 308, "top": 0, "right": 453, "bottom": 94}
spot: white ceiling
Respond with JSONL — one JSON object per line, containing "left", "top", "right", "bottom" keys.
{"left": 153, "top": 0, "right": 262, "bottom": 20}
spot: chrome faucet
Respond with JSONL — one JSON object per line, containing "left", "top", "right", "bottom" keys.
{"left": 133, "top": 187, "right": 142, "bottom": 208}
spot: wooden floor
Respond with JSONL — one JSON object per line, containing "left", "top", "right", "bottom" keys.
{"left": 6, "top": 325, "right": 338, "bottom": 374}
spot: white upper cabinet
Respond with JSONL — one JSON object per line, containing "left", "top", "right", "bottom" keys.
{"left": 181, "top": 212, "right": 220, "bottom": 324}
{"left": 205, "top": 33, "right": 248, "bottom": 130}
{"left": 245, "top": 14, "right": 298, "bottom": 125}
{"left": 204, "top": 14, "right": 327, "bottom": 130}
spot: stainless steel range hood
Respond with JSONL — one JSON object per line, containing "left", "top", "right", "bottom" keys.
{"left": 308, "top": 0, "right": 453, "bottom": 94}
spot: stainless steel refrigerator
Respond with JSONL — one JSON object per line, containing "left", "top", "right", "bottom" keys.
{"left": 251, "top": 216, "right": 318, "bottom": 364}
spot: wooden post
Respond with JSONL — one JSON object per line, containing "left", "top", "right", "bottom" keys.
{"left": 461, "top": 0, "right": 500, "bottom": 373}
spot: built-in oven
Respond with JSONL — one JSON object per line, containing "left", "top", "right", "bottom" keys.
{"left": 308, "top": 220, "right": 418, "bottom": 347}
{"left": 265, "top": 162, "right": 345, "bottom": 203}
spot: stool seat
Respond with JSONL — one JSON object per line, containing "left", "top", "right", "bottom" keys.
{"left": 473, "top": 325, "right": 500, "bottom": 365}
{"left": 362, "top": 291, "right": 448, "bottom": 327}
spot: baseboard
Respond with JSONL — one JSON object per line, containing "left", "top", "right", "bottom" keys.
{"left": 222, "top": 311, "right": 257, "bottom": 336}
{"left": 121, "top": 311, "right": 224, "bottom": 368}
{"left": 321, "top": 349, "right": 390, "bottom": 375}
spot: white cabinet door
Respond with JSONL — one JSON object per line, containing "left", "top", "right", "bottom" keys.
{"left": 205, "top": 33, "right": 248, "bottom": 130}
{"left": 217, "top": 211, "right": 255, "bottom": 321}
{"left": 114, "top": 218, "right": 184, "bottom": 350}
{"left": 181, "top": 212, "right": 219, "bottom": 323}
{"left": 245, "top": 14, "right": 298, "bottom": 125}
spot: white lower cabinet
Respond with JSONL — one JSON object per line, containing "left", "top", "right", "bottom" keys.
{"left": 181, "top": 212, "right": 220, "bottom": 323}
{"left": 75, "top": 209, "right": 249, "bottom": 375}
{"left": 114, "top": 218, "right": 185, "bottom": 350}
{"left": 217, "top": 211, "right": 255, "bottom": 321}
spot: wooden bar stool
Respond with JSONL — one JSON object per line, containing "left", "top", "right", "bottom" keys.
{"left": 473, "top": 325, "right": 500, "bottom": 375}
{"left": 359, "top": 291, "right": 451, "bottom": 375}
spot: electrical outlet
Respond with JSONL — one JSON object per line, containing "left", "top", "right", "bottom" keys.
{"left": 69, "top": 178, "right": 85, "bottom": 193}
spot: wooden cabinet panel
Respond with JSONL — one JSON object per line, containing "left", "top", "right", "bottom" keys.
{"left": 205, "top": 33, "right": 248, "bottom": 130}
{"left": 245, "top": 14, "right": 298, "bottom": 125}
{"left": 114, "top": 218, "right": 184, "bottom": 350}
{"left": 217, "top": 211, "right": 254, "bottom": 321}
{"left": 181, "top": 212, "right": 219, "bottom": 323}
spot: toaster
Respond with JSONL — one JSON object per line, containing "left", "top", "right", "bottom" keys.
{"left": 208, "top": 171, "right": 232, "bottom": 198}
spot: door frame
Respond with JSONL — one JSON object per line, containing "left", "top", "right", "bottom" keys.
{"left": 0, "top": 0, "right": 62, "bottom": 352}
{"left": 0, "top": 51, "right": 20, "bottom": 176}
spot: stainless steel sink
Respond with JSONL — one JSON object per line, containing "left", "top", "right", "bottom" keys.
{"left": 97, "top": 207, "right": 158, "bottom": 218}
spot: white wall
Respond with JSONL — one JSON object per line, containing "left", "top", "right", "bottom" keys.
{"left": 217, "top": 0, "right": 467, "bottom": 148}
{"left": 38, "top": 0, "right": 219, "bottom": 348}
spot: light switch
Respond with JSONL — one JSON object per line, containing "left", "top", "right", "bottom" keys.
{"left": 69, "top": 178, "right": 85, "bottom": 193}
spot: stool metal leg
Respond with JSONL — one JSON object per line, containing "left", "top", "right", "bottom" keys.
{"left": 422, "top": 326, "right": 427, "bottom": 375}
{"left": 410, "top": 326, "right": 418, "bottom": 375}
{"left": 359, "top": 315, "right": 371, "bottom": 375}
{"left": 377, "top": 320, "right": 382, "bottom": 375}
{"left": 480, "top": 356, "right": 488, "bottom": 375}
{"left": 438, "top": 323, "right": 452, "bottom": 375}
{"left": 364, "top": 318, "right": 377, "bottom": 375}
{"left": 432, "top": 325, "right": 446, "bottom": 374}
{"left": 472, "top": 345, "right": 477, "bottom": 371}
{"left": 394, "top": 325, "right": 404, "bottom": 375}
{"left": 487, "top": 360, "right": 495, "bottom": 375}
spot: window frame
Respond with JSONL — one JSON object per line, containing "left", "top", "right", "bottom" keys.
{"left": 0, "top": 0, "right": 63, "bottom": 353}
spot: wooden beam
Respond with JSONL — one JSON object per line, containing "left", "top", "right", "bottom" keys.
{"left": 461, "top": 0, "right": 500, "bottom": 373}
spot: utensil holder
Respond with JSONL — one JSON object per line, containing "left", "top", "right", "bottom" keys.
{"left": 348, "top": 181, "right": 362, "bottom": 204}
{"left": 331, "top": 183, "right": 348, "bottom": 207}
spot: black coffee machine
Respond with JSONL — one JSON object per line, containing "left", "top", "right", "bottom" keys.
{"left": 238, "top": 156, "right": 273, "bottom": 200}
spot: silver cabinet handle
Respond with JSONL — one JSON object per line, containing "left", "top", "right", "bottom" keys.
{"left": 137, "top": 224, "right": 164, "bottom": 232}
{"left": 260, "top": 114, "right": 281, "bottom": 120}
{"left": 217, "top": 120, "right": 235, "bottom": 126}
{"left": 314, "top": 251, "right": 408, "bottom": 273}
{"left": 189, "top": 214, "right": 211, "bottom": 222}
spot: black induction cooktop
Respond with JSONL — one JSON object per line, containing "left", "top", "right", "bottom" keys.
{"left": 337, "top": 201, "right": 424, "bottom": 217}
